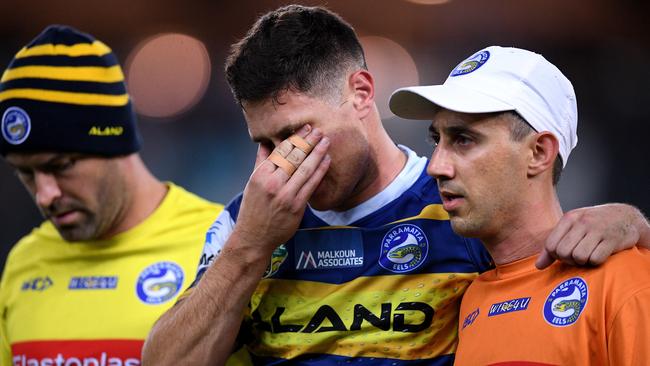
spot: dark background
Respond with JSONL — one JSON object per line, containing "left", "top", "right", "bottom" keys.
{"left": 1, "top": 0, "right": 648, "bottom": 274}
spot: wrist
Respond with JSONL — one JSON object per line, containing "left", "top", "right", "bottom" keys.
{"left": 223, "top": 229, "right": 275, "bottom": 270}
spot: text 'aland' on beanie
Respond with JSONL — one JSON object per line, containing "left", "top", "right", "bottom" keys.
{"left": 0, "top": 24, "right": 142, "bottom": 156}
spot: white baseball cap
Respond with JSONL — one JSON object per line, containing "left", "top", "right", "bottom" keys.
{"left": 389, "top": 46, "right": 578, "bottom": 167}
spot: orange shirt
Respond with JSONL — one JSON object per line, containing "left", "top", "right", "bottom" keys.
{"left": 455, "top": 246, "right": 650, "bottom": 366}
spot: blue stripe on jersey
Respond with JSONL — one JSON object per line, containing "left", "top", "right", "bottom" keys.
{"left": 224, "top": 166, "right": 492, "bottom": 285}
{"left": 275, "top": 219, "right": 484, "bottom": 283}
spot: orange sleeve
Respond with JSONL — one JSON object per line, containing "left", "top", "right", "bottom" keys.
{"left": 608, "top": 287, "right": 650, "bottom": 365}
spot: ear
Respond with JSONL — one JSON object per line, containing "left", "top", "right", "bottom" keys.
{"left": 348, "top": 70, "right": 375, "bottom": 119}
{"left": 527, "top": 132, "right": 559, "bottom": 180}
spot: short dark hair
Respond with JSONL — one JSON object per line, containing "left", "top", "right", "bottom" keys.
{"left": 504, "top": 111, "right": 563, "bottom": 185}
{"left": 225, "top": 5, "right": 367, "bottom": 106}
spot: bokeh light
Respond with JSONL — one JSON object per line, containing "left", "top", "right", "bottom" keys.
{"left": 126, "top": 33, "right": 211, "bottom": 119}
{"left": 360, "top": 36, "right": 420, "bottom": 119}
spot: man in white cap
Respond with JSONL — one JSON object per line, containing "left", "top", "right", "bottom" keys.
{"left": 389, "top": 46, "right": 650, "bottom": 364}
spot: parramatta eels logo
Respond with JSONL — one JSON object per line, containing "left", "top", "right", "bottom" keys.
{"left": 263, "top": 244, "right": 288, "bottom": 278}
{"left": 136, "top": 261, "right": 184, "bottom": 304}
{"left": 2, "top": 106, "right": 31, "bottom": 145}
{"left": 379, "top": 224, "right": 429, "bottom": 273}
{"left": 450, "top": 50, "right": 490, "bottom": 77}
{"left": 543, "top": 276, "right": 588, "bottom": 327}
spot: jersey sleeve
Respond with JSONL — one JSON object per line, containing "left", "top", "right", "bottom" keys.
{"left": 607, "top": 286, "right": 650, "bottom": 364}
{"left": 182, "top": 208, "right": 236, "bottom": 296}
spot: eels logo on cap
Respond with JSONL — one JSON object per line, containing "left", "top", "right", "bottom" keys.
{"left": 379, "top": 224, "right": 429, "bottom": 273}
{"left": 2, "top": 106, "right": 31, "bottom": 145}
{"left": 450, "top": 50, "right": 490, "bottom": 77}
{"left": 543, "top": 276, "right": 588, "bottom": 327}
{"left": 136, "top": 261, "right": 184, "bottom": 304}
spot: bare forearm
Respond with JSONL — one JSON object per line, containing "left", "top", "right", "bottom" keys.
{"left": 142, "top": 233, "right": 270, "bottom": 366}
{"left": 142, "top": 127, "right": 330, "bottom": 364}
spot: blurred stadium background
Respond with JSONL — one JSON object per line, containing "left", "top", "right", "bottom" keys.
{"left": 1, "top": 0, "right": 648, "bottom": 273}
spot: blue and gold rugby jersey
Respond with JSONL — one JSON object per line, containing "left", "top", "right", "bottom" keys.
{"left": 189, "top": 146, "right": 493, "bottom": 365}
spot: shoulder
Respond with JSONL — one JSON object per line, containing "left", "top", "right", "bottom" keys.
{"left": 2, "top": 221, "right": 60, "bottom": 277}
{"left": 606, "top": 247, "right": 650, "bottom": 284}
{"left": 386, "top": 163, "right": 443, "bottom": 214}
{"left": 570, "top": 247, "right": 650, "bottom": 304}
{"left": 395, "top": 147, "right": 439, "bottom": 199}
{"left": 167, "top": 183, "right": 224, "bottom": 213}
{"left": 463, "top": 268, "right": 497, "bottom": 299}
{"left": 162, "top": 184, "right": 225, "bottom": 225}
{"left": 8, "top": 221, "right": 58, "bottom": 255}
{"left": 555, "top": 246, "right": 650, "bottom": 281}
{"left": 599, "top": 246, "right": 650, "bottom": 275}
{"left": 594, "top": 248, "right": 650, "bottom": 324}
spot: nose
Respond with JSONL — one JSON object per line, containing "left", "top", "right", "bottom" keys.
{"left": 34, "top": 172, "right": 62, "bottom": 208}
{"left": 427, "top": 146, "right": 455, "bottom": 181}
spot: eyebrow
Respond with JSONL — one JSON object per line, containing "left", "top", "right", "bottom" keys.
{"left": 443, "top": 125, "right": 475, "bottom": 136}
{"left": 9, "top": 154, "right": 71, "bottom": 171}
{"left": 251, "top": 122, "right": 305, "bottom": 143}
{"left": 430, "top": 122, "right": 486, "bottom": 143}
{"left": 431, "top": 119, "right": 477, "bottom": 135}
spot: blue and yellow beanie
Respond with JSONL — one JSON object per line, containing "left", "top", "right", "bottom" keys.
{"left": 0, "top": 25, "right": 141, "bottom": 156}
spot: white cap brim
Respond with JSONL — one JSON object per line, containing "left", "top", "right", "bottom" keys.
{"left": 389, "top": 84, "right": 516, "bottom": 120}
